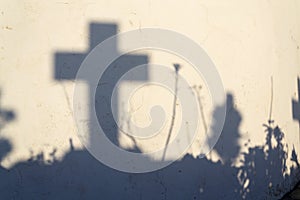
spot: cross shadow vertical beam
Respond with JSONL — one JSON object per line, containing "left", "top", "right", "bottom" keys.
{"left": 292, "top": 77, "right": 300, "bottom": 145}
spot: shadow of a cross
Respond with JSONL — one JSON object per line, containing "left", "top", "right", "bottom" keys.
{"left": 54, "top": 22, "right": 149, "bottom": 151}
{"left": 292, "top": 77, "right": 300, "bottom": 141}
{"left": 292, "top": 78, "right": 300, "bottom": 122}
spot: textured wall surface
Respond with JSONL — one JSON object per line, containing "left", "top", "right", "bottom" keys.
{"left": 0, "top": 0, "right": 299, "bottom": 199}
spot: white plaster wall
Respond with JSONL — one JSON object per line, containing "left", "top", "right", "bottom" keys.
{"left": 0, "top": 0, "right": 299, "bottom": 199}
